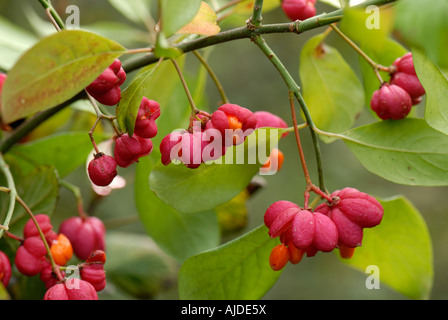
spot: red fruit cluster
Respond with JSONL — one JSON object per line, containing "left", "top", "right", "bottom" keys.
{"left": 264, "top": 187, "right": 383, "bottom": 271}
{"left": 86, "top": 59, "right": 126, "bottom": 106}
{"left": 87, "top": 97, "right": 160, "bottom": 187}
{"left": 15, "top": 214, "right": 59, "bottom": 276}
{"left": 0, "top": 251, "right": 12, "bottom": 288}
{"left": 281, "top": 0, "right": 316, "bottom": 21}
{"left": 160, "top": 103, "right": 257, "bottom": 169}
{"left": 370, "top": 53, "right": 425, "bottom": 120}
{"left": 59, "top": 216, "right": 106, "bottom": 261}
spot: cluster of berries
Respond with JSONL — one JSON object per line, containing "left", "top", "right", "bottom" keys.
{"left": 265, "top": 187, "right": 384, "bottom": 271}
{"left": 370, "top": 53, "right": 426, "bottom": 120}
{"left": 160, "top": 103, "right": 256, "bottom": 169}
{"left": 281, "top": 0, "right": 316, "bottom": 22}
{"left": 0, "top": 214, "right": 107, "bottom": 300}
{"left": 160, "top": 105, "right": 288, "bottom": 171}
{"left": 88, "top": 97, "right": 160, "bottom": 187}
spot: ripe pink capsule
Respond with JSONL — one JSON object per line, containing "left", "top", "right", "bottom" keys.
{"left": 114, "top": 134, "right": 143, "bottom": 167}
{"left": 81, "top": 263, "right": 106, "bottom": 292}
{"left": 59, "top": 216, "right": 106, "bottom": 261}
{"left": 43, "top": 279, "right": 98, "bottom": 300}
{"left": 86, "top": 59, "right": 126, "bottom": 106}
{"left": 315, "top": 187, "right": 384, "bottom": 248}
{"left": 370, "top": 83, "right": 412, "bottom": 120}
{"left": 0, "top": 251, "right": 11, "bottom": 287}
{"left": 15, "top": 237, "right": 47, "bottom": 276}
{"left": 134, "top": 97, "right": 161, "bottom": 139}
{"left": 88, "top": 153, "right": 118, "bottom": 187}
{"left": 390, "top": 72, "right": 425, "bottom": 100}
{"left": 281, "top": 0, "right": 316, "bottom": 21}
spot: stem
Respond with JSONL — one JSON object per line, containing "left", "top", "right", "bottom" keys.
{"left": 253, "top": 35, "right": 326, "bottom": 191}
{"left": 38, "top": 0, "right": 65, "bottom": 30}
{"left": 0, "top": 154, "right": 17, "bottom": 239}
{"left": 329, "top": 23, "right": 389, "bottom": 84}
{"left": 249, "top": 0, "right": 264, "bottom": 29}
{"left": 171, "top": 59, "right": 198, "bottom": 115}
{"left": 288, "top": 92, "right": 312, "bottom": 186}
{"left": 60, "top": 180, "right": 88, "bottom": 219}
{"left": 192, "top": 50, "right": 229, "bottom": 104}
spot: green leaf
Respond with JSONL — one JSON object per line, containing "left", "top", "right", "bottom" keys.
{"left": 6, "top": 132, "right": 108, "bottom": 178}
{"left": 0, "top": 165, "right": 59, "bottom": 233}
{"left": 358, "top": 38, "right": 408, "bottom": 111}
{"left": 160, "top": 0, "right": 202, "bottom": 37}
{"left": 135, "top": 153, "right": 220, "bottom": 262}
{"left": 338, "top": 118, "right": 448, "bottom": 186}
{"left": 177, "top": 1, "right": 220, "bottom": 36}
{"left": 342, "top": 196, "right": 433, "bottom": 300}
{"left": 1, "top": 30, "right": 126, "bottom": 124}
{"left": 412, "top": 49, "right": 448, "bottom": 135}
{"left": 104, "top": 231, "right": 178, "bottom": 299}
{"left": 149, "top": 128, "right": 285, "bottom": 213}
{"left": 299, "top": 33, "right": 364, "bottom": 142}
{"left": 394, "top": 0, "right": 448, "bottom": 69}
{"left": 178, "top": 225, "right": 281, "bottom": 300}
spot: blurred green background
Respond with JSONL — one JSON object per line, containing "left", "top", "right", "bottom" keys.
{"left": 0, "top": 0, "right": 447, "bottom": 300}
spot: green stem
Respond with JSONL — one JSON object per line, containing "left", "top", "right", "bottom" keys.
{"left": 192, "top": 50, "right": 229, "bottom": 104}
{"left": 60, "top": 180, "right": 88, "bottom": 219}
{"left": 249, "top": 0, "right": 264, "bottom": 29}
{"left": 330, "top": 23, "right": 389, "bottom": 84}
{"left": 171, "top": 59, "right": 198, "bottom": 116}
{"left": 38, "top": 0, "right": 65, "bottom": 30}
{"left": 253, "top": 35, "right": 326, "bottom": 191}
{"left": 0, "top": 154, "right": 17, "bottom": 239}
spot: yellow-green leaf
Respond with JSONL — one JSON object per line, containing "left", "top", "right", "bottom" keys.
{"left": 177, "top": 2, "right": 220, "bottom": 36}
{"left": 1, "top": 30, "right": 126, "bottom": 124}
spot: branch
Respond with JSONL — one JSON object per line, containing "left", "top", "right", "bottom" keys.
{"left": 0, "top": 0, "right": 397, "bottom": 156}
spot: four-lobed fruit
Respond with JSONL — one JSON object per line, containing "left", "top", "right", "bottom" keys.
{"left": 114, "top": 133, "right": 153, "bottom": 168}
{"left": 314, "top": 187, "right": 384, "bottom": 248}
{"left": 43, "top": 279, "right": 98, "bottom": 300}
{"left": 59, "top": 216, "right": 106, "bottom": 261}
{"left": 281, "top": 0, "right": 316, "bottom": 21}
{"left": 370, "top": 83, "right": 412, "bottom": 120}
{"left": 86, "top": 59, "right": 126, "bottom": 106}
{"left": 134, "top": 97, "right": 161, "bottom": 139}
{"left": 88, "top": 153, "right": 118, "bottom": 187}
{"left": 15, "top": 236, "right": 48, "bottom": 276}
{"left": 204, "top": 103, "right": 257, "bottom": 147}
